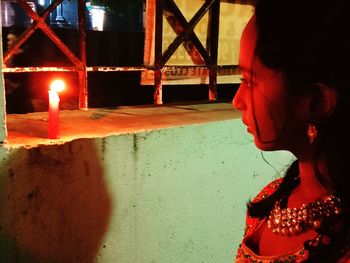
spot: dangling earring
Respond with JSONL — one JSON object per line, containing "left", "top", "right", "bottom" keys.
{"left": 307, "top": 123, "right": 318, "bottom": 144}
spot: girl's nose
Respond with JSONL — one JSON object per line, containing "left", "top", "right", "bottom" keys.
{"left": 232, "top": 84, "right": 245, "bottom": 111}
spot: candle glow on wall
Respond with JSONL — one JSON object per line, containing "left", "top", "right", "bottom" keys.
{"left": 48, "top": 79, "right": 65, "bottom": 139}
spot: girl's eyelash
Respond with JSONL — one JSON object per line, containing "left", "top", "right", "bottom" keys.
{"left": 240, "top": 77, "right": 246, "bottom": 82}
{"left": 240, "top": 77, "right": 251, "bottom": 87}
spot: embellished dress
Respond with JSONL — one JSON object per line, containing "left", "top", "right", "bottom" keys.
{"left": 234, "top": 178, "right": 350, "bottom": 263}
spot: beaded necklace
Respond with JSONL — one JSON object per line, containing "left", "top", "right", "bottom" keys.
{"left": 267, "top": 193, "right": 341, "bottom": 236}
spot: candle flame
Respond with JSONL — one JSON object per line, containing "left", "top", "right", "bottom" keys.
{"left": 50, "top": 79, "right": 65, "bottom": 93}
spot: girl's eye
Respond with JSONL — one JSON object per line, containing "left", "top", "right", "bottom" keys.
{"left": 240, "top": 77, "right": 251, "bottom": 88}
{"left": 239, "top": 76, "right": 246, "bottom": 83}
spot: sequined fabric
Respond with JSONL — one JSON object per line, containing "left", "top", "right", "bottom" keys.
{"left": 235, "top": 218, "right": 309, "bottom": 263}
{"left": 235, "top": 178, "right": 310, "bottom": 263}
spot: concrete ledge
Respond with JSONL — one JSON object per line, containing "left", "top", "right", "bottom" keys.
{"left": 0, "top": 102, "right": 293, "bottom": 262}
{"left": 5, "top": 102, "right": 240, "bottom": 147}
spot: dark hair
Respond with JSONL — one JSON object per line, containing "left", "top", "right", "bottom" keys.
{"left": 247, "top": 0, "right": 350, "bottom": 260}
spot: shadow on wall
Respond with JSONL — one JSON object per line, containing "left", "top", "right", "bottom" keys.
{"left": 0, "top": 140, "right": 112, "bottom": 263}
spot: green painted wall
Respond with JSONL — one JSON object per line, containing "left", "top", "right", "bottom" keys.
{"left": 0, "top": 120, "right": 293, "bottom": 262}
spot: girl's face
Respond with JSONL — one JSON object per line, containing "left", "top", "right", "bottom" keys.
{"left": 7, "top": 33, "right": 17, "bottom": 49}
{"left": 233, "top": 16, "right": 308, "bottom": 152}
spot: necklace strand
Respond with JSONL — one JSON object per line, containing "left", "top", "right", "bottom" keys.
{"left": 267, "top": 194, "right": 341, "bottom": 236}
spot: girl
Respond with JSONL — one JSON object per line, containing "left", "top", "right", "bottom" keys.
{"left": 233, "top": 0, "right": 350, "bottom": 262}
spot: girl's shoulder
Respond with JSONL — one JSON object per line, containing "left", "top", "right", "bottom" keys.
{"left": 338, "top": 249, "right": 350, "bottom": 263}
{"left": 244, "top": 177, "right": 284, "bottom": 236}
{"left": 251, "top": 177, "right": 284, "bottom": 204}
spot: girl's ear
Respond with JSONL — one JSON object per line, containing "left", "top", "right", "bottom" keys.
{"left": 308, "top": 83, "right": 338, "bottom": 120}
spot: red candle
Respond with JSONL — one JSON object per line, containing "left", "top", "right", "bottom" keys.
{"left": 48, "top": 80, "right": 65, "bottom": 139}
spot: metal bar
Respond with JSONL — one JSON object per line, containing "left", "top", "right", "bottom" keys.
{"left": 78, "top": 0, "right": 88, "bottom": 109}
{"left": 160, "top": 0, "right": 216, "bottom": 66}
{"left": 2, "top": 66, "right": 83, "bottom": 73}
{"left": 87, "top": 65, "right": 238, "bottom": 71}
{"left": 208, "top": 0, "right": 220, "bottom": 100}
{"left": 87, "top": 66, "right": 148, "bottom": 72}
{"left": 155, "top": 0, "right": 163, "bottom": 67}
{"left": 163, "top": 0, "right": 211, "bottom": 65}
{"left": 15, "top": 0, "right": 82, "bottom": 66}
{"left": 37, "top": 24, "right": 82, "bottom": 66}
{"left": 2, "top": 65, "right": 239, "bottom": 73}
{"left": 78, "top": 71, "right": 87, "bottom": 109}
{"left": 154, "top": 0, "right": 164, "bottom": 104}
{"left": 154, "top": 69, "right": 162, "bottom": 104}
{"left": 163, "top": 65, "right": 239, "bottom": 70}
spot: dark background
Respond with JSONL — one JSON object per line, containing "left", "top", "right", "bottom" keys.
{"left": 2, "top": 26, "right": 238, "bottom": 110}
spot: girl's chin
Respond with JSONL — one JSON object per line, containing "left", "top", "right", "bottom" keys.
{"left": 253, "top": 138, "right": 282, "bottom": 152}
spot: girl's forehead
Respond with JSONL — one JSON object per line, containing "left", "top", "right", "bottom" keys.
{"left": 239, "top": 15, "right": 257, "bottom": 73}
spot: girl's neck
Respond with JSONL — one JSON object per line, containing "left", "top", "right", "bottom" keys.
{"left": 288, "top": 159, "right": 330, "bottom": 207}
